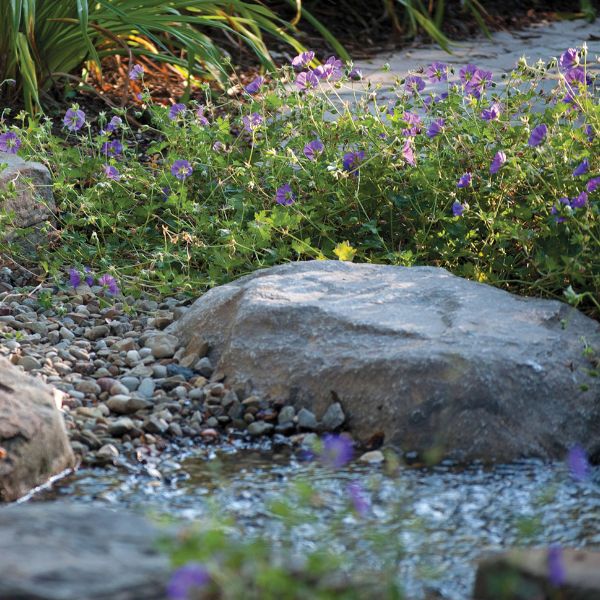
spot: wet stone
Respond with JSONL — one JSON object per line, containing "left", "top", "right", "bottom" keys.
{"left": 297, "top": 408, "right": 318, "bottom": 431}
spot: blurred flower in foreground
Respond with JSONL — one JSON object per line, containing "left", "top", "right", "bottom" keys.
{"left": 167, "top": 563, "right": 210, "bottom": 600}
{"left": 567, "top": 444, "right": 590, "bottom": 481}
{"left": 548, "top": 546, "right": 566, "bottom": 587}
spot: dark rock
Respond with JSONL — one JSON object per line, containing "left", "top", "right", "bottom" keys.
{"left": 474, "top": 548, "right": 600, "bottom": 599}
{"left": 0, "top": 502, "right": 170, "bottom": 599}
{"left": 166, "top": 363, "right": 195, "bottom": 380}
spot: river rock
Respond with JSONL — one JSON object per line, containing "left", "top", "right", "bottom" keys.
{"left": 168, "top": 261, "right": 600, "bottom": 462}
{"left": 0, "top": 357, "right": 75, "bottom": 501}
{"left": 0, "top": 502, "right": 170, "bottom": 599}
{"left": 473, "top": 548, "right": 600, "bottom": 599}
{"left": 0, "top": 151, "right": 56, "bottom": 249}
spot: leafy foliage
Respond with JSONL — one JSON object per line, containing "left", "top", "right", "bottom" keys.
{"left": 0, "top": 0, "right": 316, "bottom": 113}
{"left": 1, "top": 46, "right": 599, "bottom": 317}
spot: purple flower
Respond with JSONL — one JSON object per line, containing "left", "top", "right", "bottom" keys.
{"left": 105, "top": 116, "right": 122, "bottom": 133}
{"left": 295, "top": 71, "right": 319, "bottom": 91}
{"left": 161, "top": 187, "right": 171, "bottom": 201}
{"left": 403, "top": 111, "right": 421, "bottom": 127}
{"left": 559, "top": 48, "right": 579, "bottom": 71}
{"left": 405, "top": 75, "right": 426, "bottom": 95}
{"left": 69, "top": 268, "right": 81, "bottom": 289}
{"left": 63, "top": 107, "right": 86, "bottom": 131}
{"left": 166, "top": 564, "right": 210, "bottom": 600}
{"left": 551, "top": 196, "right": 570, "bottom": 223}
{"left": 242, "top": 112, "right": 263, "bottom": 133}
{"left": 565, "top": 66, "right": 591, "bottom": 86}
{"left": 129, "top": 64, "right": 144, "bottom": 80}
{"left": 245, "top": 76, "right": 264, "bottom": 95}
{"left": 314, "top": 56, "right": 343, "bottom": 81}
{"left": 567, "top": 444, "right": 590, "bottom": 481}
{"left": 84, "top": 267, "right": 94, "bottom": 287}
{"left": 0, "top": 131, "right": 21, "bottom": 154}
{"left": 457, "top": 172, "right": 472, "bottom": 188}
{"left": 342, "top": 150, "right": 365, "bottom": 172}
{"left": 481, "top": 102, "right": 501, "bottom": 121}
{"left": 459, "top": 64, "right": 478, "bottom": 85}
{"left": 490, "top": 151, "right": 507, "bottom": 174}
{"left": 196, "top": 106, "right": 209, "bottom": 126}
{"left": 426, "top": 118, "right": 445, "bottom": 138}
{"left": 292, "top": 51, "right": 315, "bottom": 70}
{"left": 168, "top": 103, "right": 186, "bottom": 120}
{"left": 452, "top": 201, "right": 464, "bottom": 217}
{"left": 347, "top": 481, "right": 370, "bottom": 517}
{"left": 101, "top": 140, "right": 123, "bottom": 157}
{"left": 584, "top": 124, "right": 594, "bottom": 142}
{"left": 573, "top": 159, "right": 589, "bottom": 177}
{"left": 171, "top": 159, "right": 193, "bottom": 181}
{"left": 528, "top": 124, "right": 547, "bottom": 147}
{"left": 275, "top": 183, "right": 295, "bottom": 206}
{"left": 98, "top": 274, "right": 119, "bottom": 295}
{"left": 103, "top": 164, "right": 121, "bottom": 181}
{"left": 548, "top": 546, "right": 566, "bottom": 587}
{"left": 586, "top": 177, "right": 600, "bottom": 193}
{"left": 348, "top": 68, "right": 363, "bottom": 81}
{"left": 465, "top": 68, "right": 492, "bottom": 98}
{"left": 303, "top": 139, "right": 324, "bottom": 161}
{"left": 425, "top": 62, "right": 448, "bottom": 83}
{"left": 320, "top": 434, "right": 353, "bottom": 468}
{"left": 570, "top": 191, "right": 588, "bottom": 209}
{"left": 402, "top": 139, "right": 416, "bottom": 166}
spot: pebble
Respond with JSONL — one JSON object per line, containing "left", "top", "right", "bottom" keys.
{"left": 247, "top": 421, "right": 274, "bottom": 437}
{"left": 145, "top": 333, "right": 179, "bottom": 358}
{"left": 0, "top": 274, "right": 357, "bottom": 469}
{"left": 297, "top": 408, "right": 318, "bottom": 431}
{"left": 358, "top": 450, "right": 385, "bottom": 464}
{"left": 138, "top": 378, "right": 155, "bottom": 398}
{"left": 17, "top": 355, "right": 41, "bottom": 371}
{"left": 321, "top": 402, "right": 345, "bottom": 431}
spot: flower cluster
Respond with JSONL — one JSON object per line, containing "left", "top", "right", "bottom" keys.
{"left": 68, "top": 268, "right": 119, "bottom": 295}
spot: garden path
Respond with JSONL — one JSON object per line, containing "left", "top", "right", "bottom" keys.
{"left": 339, "top": 17, "right": 600, "bottom": 102}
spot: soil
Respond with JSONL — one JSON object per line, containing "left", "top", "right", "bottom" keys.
{"left": 36, "top": 0, "right": 599, "bottom": 117}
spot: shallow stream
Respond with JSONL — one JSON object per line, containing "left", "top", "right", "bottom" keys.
{"left": 34, "top": 440, "right": 600, "bottom": 599}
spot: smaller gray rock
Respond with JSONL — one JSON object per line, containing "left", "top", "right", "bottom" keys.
{"left": 138, "top": 378, "right": 155, "bottom": 398}
{"left": 120, "top": 376, "right": 140, "bottom": 392}
{"left": 107, "top": 395, "right": 151, "bottom": 415}
{"left": 144, "top": 416, "right": 169, "bottom": 434}
{"left": 75, "top": 380, "right": 102, "bottom": 396}
{"left": 97, "top": 444, "right": 119, "bottom": 460}
{"left": 85, "top": 325, "right": 109, "bottom": 341}
{"left": 17, "top": 355, "right": 42, "bottom": 371}
{"left": 247, "top": 421, "right": 275, "bottom": 437}
{"left": 297, "top": 408, "right": 318, "bottom": 431}
{"left": 145, "top": 333, "right": 179, "bottom": 359}
{"left": 278, "top": 405, "right": 296, "bottom": 425}
{"left": 152, "top": 364, "right": 168, "bottom": 378}
{"left": 194, "top": 357, "right": 213, "bottom": 377}
{"left": 108, "top": 417, "right": 135, "bottom": 437}
{"left": 321, "top": 402, "right": 345, "bottom": 431}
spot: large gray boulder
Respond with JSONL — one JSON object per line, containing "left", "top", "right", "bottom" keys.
{"left": 0, "top": 357, "right": 75, "bottom": 501}
{"left": 169, "top": 261, "right": 600, "bottom": 462}
{"left": 0, "top": 502, "right": 170, "bottom": 599}
{"left": 0, "top": 151, "right": 56, "bottom": 248}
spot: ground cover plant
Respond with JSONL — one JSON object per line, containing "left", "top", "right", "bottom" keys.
{"left": 1, "top": 46, "right": 599, "bottom": 316}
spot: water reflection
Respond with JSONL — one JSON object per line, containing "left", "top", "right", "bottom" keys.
{"left": 33, "top": 443, "right": 600, "bottom": 599}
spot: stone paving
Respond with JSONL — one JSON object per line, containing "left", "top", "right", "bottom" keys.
{"left": 339, "top": 17, "right": 600, "bottom": 102}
